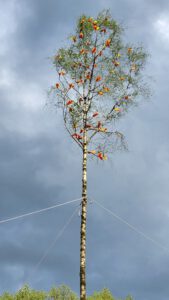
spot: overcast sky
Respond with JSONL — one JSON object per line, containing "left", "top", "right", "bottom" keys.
{"left": 1, "top": 0, "right": 169, "bottom": 299}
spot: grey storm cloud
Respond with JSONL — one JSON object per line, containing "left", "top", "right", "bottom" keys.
{"left": 1, "top": 0, "right": 169, "bottom": 299}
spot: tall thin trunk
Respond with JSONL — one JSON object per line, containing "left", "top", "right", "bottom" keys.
{"left": 80, "top": 106, "right": 88, "bottom": 300}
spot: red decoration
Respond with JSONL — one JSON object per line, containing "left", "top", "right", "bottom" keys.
{"left": 66, "top": 100, "right": 74, "bottom": 106}
{"left": 79, "top": 32, "right": 84, "bottom": 39}
{"left": 93, "top": 112, "right": 99, "bottom": 117}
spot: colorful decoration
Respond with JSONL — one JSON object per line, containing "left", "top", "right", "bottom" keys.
{"left": 72, "top": 133, "right": 83, "bottom": 140}
{"left": 76, "top": 79, "right": 84, "bottom": 84}
{"left": 80, "top": 48, "right": 86, "bottom": 55}
{"left": 114, "top": 107, "right": 121, "bottom": 112}
{"left": 99, "top": 127, "right": 107, "bottom": 132}
{"left": 93, "top": 112, "right": 99, "bottom": 117}
{"left": 105, "top": 39, "right": 111, "bottom": 47}
{"left": 66, "top": 100, "right": 74, "bottom": 106}
{"left": 86, "top": 72, "right": 91, "bottom": 80}
{"left": 97, "top": 152, "right": 103, "bottom": 160}
{"left": 85, "top": 124, "right": 92, "bottom": 128}
{"left": 98, "top": 91, "right": 104, "bottom": 95}
{"left": 79, "top": 32, "right": 84, "bottom": 39}
{"left": 128, "top": 47, "right": 133, "bottom": 53}
{"left": 71, "top": 36, "right": 77, "bottom": 42}
{"left": 97, "top": 152, "right": 107, "bottom": 160}
{"left": 69, "top": 83, "right": 75, "bottom": 89}
{"left": 93, "top": 25, "right": 100, "bottom": 30}
{"left": 95, "top": 76, "right": 102, "bottom": 82}
{"left": 55, "top": 83, "right": 60, "bottom": 89}
{"left": 89, "top": 150, "right": 96, "bottom": 154}
{"left": 92, "top": 47, "right": 97, "bottom": 54}
{"left": 103, "top": 87, "right": 110, "bottom": 92}
{"left": 97, "top": 121, "right": 102, "bottom": 128}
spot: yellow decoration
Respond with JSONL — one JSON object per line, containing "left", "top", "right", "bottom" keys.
{"left": 90, "top": 150, "right": 96, "bottom": 154}
{"left": 99, "top": 127, "right": 107, "bottom": 132}
{"left": 114, "top": 107, "right": 120, "bottom": 112}
{"left": 93, "top": 25, "right": 100, "bottom": 30}
{"left": 103, "top": 87, "right": 110, "bottom": 92}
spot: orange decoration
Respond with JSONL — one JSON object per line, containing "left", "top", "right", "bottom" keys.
{"left": 96, "top": 76, "right": 102, "bottom": 82}
{"left": 127, "top": 47, "right": 133, "bottom": 53}
{"left": 94, "top": 64, "right": 97, "bottom": 68}
{"left": 66, "top": 100, "right": 74, "bottom": 106}
{"left": 124, "top": 95, "right": 129, "bottom": 100}
{"left": 76, "top": 79, "right": 84, "bottom": 84}
{"left": 69, "top": 83, "right": 74, "bottom": 89}
{"left": 97, "top": 152, "right": 103, "bottom": 160}
{"left": 55, "top": 83, "right": 60, "bottom": 89}
{"left": 92, "top": 47, "right": 97, "bottom": 54}
{"left": 93, "top": 25, "right": 99, "bottom": 30}
{"left": 99, "top": 51, "right": 103, "bottom": 56}
{"left": 86, "top": 72, "right": 91, "bottom": 80}
{"left": 103, "top": 87, "right": 110, "bottom": 92}
{"left": 93, "top": 112, "right": 99, "bottom": 117}
{"left": 105, "top": 39, "right": 111, "bottom": 47}
{"left": 98, "top": 91, "right": 103, "bottom": 95}
{"left": 79, "top": 32, "right": 84, "bottom": 39}
{"left": 80, "top": 48, "right": 85, "bottom": 55}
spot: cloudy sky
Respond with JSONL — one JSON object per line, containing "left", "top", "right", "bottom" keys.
{"left": 1, "top": 0, "right": 169, "bottom": 299}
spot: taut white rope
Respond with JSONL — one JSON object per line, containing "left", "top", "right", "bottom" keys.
{"left": 93, "top": 198, "right": 169, "bottom": 254}
{"left": 0, "top": 197, "right": 82, "bottom": 225}
{"left": 25, "top": 206, "right": 79, "bottom": 284}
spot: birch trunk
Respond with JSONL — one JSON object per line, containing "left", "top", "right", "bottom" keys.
{"left": 80, "top": 107, "right": 87, "bottom": 300}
